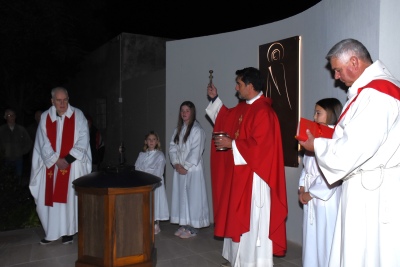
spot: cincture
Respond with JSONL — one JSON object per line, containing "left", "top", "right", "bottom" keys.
{"left": 342, "top": 164, "right": 400, "bottom": 191}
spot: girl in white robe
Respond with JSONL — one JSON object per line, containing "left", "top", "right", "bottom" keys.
{"left": 169, "top": 101, "right": 210, "bottom": 239}
{"left": 135, "top": 131, "right": 169, "bottom": 234}
{"left": 298, "top": 98, "right": 343, "bottom": 267}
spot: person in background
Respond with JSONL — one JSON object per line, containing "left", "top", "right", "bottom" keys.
{"left": 27, "top": 110, "right": 43, "bottom": 174}
{"left": 0, "top": 108, "right": 32, "bottom": 184}
{"left": 85, "top": 114, "right": 105, "bottom": 171}
{"left": 169, "top": 100, "right": 210, "bottom": 239}
{"left": 27, "top": 110, "right": 43, "bottom": 143}
{"left": 299, "top": 38, "right": 400, "bottom": 266}
{"left": 29, "top": 87, "right": 92, "bottom": 245}
{"left": 298, "top": 97, "right": 343, "bottom": 267}
{"left": 134, "top": 131, "right": 169, "bottom": 234}
{"left": 206, "top": 67, "right": 287, "bottom": 267}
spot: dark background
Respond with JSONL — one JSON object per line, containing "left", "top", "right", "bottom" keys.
{"left": 0, "top": 0, "right": 321, "bottom": 126}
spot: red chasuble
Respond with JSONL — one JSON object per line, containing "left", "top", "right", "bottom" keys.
{"left": 211, "top": 95, "right": 288, "bottom": 256}
{"left": 45, "top": 113, "right": 75, "bottom": 206}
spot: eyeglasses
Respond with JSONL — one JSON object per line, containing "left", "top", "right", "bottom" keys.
{"left": 54, "top": 98, "right": 69, "bottom": 104}
{"left": 6, "top": 114, "right": 15, "bottom": 117}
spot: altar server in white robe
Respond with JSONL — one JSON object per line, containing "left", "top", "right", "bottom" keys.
{"left": 169, "top": 101, "right": 210, "bottom": 239}
{"left": 135, "top": 131, "right": 169, "bottom": 234}
{"left": 299, "top": 39, "right": 400, "bottom": 267}
{"left": 30, "top": 87, "right": 91, "bottom": 245}
{"left": 298, "top": 97, "right": 343, "bottom": 267}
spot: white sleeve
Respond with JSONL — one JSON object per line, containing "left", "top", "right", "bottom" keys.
{"left": 205, "top": 97, "right": 222, "bottom": 124}
{"left": 232, "top": 140, "right": 247, "bottom": 165}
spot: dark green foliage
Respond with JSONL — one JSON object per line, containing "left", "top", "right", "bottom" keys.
{"left": 0, "top": 160, "right": 40, "bottom": 231}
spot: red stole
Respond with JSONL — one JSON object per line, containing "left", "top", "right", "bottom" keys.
{"left": 45, "top": 112, "right": 75, "bottom": 206}
{"left": 336, "top": 79, "right": 400, "bottom": 127}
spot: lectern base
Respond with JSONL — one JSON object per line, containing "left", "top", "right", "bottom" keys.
{"left": 73, "top": 167, "right": 161, "bottom": 267}
{"left": 75, "top": 248, "right": 157, "bottom": 267}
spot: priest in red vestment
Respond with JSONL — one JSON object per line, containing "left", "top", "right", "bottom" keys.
{"left": 206, "top": 67, "right": 287, "bottom": 267}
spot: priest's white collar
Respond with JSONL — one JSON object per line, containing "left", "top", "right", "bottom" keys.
{"left": 246, "top": 92, "right": 263, "bottom": 104}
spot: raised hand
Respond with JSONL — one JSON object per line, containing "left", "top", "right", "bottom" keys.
{"left": 207, "top": 83, "right": 218, "bottom": 99}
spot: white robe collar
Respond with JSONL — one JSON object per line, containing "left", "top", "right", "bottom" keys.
{"left": 348, "top": 60, "right": 388, "bottom": 99}
{"left": 48, "top": 105, "right": 75, "bottom": 122}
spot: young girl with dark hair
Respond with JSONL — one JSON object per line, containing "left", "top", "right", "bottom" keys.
{"left": 298, "top": 97, "right": 343, "bottom": 267}
{"left": 169, "top": 101, "right": 210, "bottom": 238}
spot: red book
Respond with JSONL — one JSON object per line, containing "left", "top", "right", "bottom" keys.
{"left": 295, "top": 117, "right": 334, "bottom": 141}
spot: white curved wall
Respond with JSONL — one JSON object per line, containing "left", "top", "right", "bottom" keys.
{"left": 165, "top": 0, "right": 400, "bottom": 245}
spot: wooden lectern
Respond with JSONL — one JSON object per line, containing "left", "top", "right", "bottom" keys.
{"left": 73, "top": 166, "right": 161, "bottom": 267}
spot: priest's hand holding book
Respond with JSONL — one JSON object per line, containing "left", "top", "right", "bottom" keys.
{"left": 298, "top": 130, "right": 315, "bottom": 152}
{"left": 295, "top": 117, "right": 335, "bottom": 152}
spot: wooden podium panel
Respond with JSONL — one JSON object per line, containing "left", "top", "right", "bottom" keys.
{"left": 82, "top": 193, "right": 105, "bottom": 259}
{"left": 73, "top": 168, "right": 160, "bottom": 267}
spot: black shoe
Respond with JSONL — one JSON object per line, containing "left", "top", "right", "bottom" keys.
{"left": 62, "top": 235, "right": 73, "bottom": 244}
{"left": 40, "top": 239, "right": 54, "bottom": 245}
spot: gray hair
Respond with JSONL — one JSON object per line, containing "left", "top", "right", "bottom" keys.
{"left": 51, "top": 87, "right": 69, "bottom": 99}
{"left": 326, "top": 38, "right": 373, "bottom": 63}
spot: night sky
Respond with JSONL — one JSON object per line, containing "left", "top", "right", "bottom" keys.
{"left": 0, "top": 0, "right": 320, "bottom": 124}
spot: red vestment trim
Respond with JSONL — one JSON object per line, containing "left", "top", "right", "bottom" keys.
{"left": 335, "top": 79, "right": 400, "bottom": 128}
{"left": 45, "top": 112, "right": 75, "bottom": 206}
